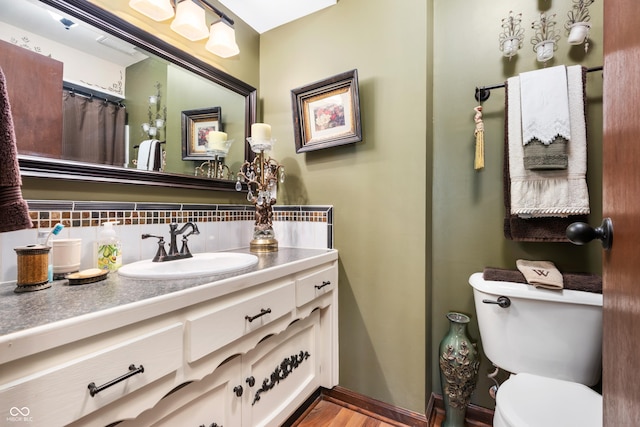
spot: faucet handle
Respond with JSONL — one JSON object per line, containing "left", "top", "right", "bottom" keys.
{"left": 179, "top": 236, "right": 194, "bottom": 257}
{"left": 142, "top": 234, "right": 168, "bottom": 262}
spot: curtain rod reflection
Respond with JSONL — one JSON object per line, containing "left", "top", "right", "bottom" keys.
{"left": 62, "top": 83, "right": 126, "bottom": 108}
{"left": 474, "top": 65, "right": 603, "bottom": 102}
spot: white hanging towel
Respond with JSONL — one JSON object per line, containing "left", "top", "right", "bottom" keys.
{"left": 136, "top": 139, "right": 158, "bottom": 170}
{"left": 520, "top": 65, "right": 571, "bottom": 145}
{"left": 508, "top": 65, "right": 590, "bottom": 217}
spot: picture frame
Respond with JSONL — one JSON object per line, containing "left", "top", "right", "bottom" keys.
{"left": 181, "top": 106, "right": 222, "bottom": 160}
{"left": 291, "top": 69, "right": 362, "bottom": 153}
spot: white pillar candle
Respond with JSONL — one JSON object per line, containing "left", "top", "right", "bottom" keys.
{"left": 251, "top": 123, "right": 271, "bottom": 141}
{"left": 207, "top": 131, "right": 228, "bottom": 151}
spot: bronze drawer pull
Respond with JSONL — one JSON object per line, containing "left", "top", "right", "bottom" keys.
{"left": 88, "top": 364, "right": 144, "bottom": 397}
{"left": 245, "top": 308, "right": 271, "bottom": 322}
{"left": 315, "top": 280, "right": 331, "bottom": 290}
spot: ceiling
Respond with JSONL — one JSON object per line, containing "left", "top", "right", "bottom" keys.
{"left": 0, "top": 0, "right": 148, "bottom": 67}
{"left": 0, "top": 0, "right": 338, "bottom": 63}
{"left": 219, "top": 0, "right": 338, "bottom": 34}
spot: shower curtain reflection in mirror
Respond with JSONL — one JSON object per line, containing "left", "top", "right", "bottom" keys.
{"left": 62, "top": 89, "right": 126, "bottom": 166}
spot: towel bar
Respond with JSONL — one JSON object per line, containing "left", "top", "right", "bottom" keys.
{"left": 474, "top": 65, "right": 603, "bottom": 102}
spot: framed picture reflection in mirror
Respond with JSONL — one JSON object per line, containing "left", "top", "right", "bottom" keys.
{"left": 181, "top": 106, "right": 222, "bottom": 160}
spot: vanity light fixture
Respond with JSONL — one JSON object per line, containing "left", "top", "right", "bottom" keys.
{"left": 170, "top": 0, "right": 209, "bottom": 41}
{"left": 206, "top": 18, "right": 239, "bottom": 58}
{"left": 128, "top": 0, "right": 175, "bottom": 22}
{"left": 129, "top": 0, "right": 240, "bottom": 57}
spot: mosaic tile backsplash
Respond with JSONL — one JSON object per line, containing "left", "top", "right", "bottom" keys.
{"left": 0, "top": 201, "right": 333, "bottom": 284}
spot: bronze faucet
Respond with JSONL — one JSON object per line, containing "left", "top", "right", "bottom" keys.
{"left": 142, "top": 222, "right": 200, "bottom": 262}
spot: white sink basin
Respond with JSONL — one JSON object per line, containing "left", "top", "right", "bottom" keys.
{"left": 118, "top": 252, "right": 259, "bottom": 280}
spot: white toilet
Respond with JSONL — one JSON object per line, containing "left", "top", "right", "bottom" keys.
{"left": 469, "top": 272, "right": 603, "bottom": 427}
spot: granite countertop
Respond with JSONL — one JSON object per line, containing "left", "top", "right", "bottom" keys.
{"left": 0, "top": 247, "right": 335, "bottom": 337}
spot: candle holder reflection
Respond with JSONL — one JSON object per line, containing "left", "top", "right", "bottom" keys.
{"left": 195, "top": 156, "right": 233, "bottom": 179}
{"left": 236, "top": 137, "right": 285, "bottom": 252}
{"left": 195, "top": 133, "right": 234, "bottom": 179}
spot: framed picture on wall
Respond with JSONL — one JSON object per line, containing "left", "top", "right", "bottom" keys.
{"left": 290, "top": 69, "right": 362, "bottom": 153}
{"left": 181, "top": 106, "right": 222, "bottom": 160}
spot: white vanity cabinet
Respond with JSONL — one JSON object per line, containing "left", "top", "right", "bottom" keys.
{"left": 118, "top": 311, "right": 321, "bottom": 427}
{"left": 1, "top": 323, "right": 184, "bottom": 426}
{"left": 0, "top": 249, "right": 338, "bottom": 427}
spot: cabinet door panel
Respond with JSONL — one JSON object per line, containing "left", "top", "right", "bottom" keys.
{"left": 242, "top": 311, "right": 321, "bottom": 427}
{"left": 118, "top": 357, "right": 242, "bottom": 427}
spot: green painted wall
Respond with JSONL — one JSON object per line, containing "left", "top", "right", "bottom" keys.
{"left": 126, "top": 58, "right": 168, "bottom": 167}
{"left": 259, "top": 0, "right": 604, "bottom": 413}
{"left": 259, "top": 0, "right": 430, "bottom": 412}
{"left": 431, "top": 0, "right": 603, "bottom": 409}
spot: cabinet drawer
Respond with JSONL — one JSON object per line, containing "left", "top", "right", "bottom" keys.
{"left": 0, "top": 323, "right": 183, "bottom": 427}
{"left": 295, "top": 265, "right": 336, "bottom": 307}
{"left": 186, "top": 281, "right": 295, "bottom": 363}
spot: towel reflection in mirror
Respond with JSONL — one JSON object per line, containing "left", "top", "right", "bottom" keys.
{"left": 134, "top": 140, "right": 166, "bottom": 171}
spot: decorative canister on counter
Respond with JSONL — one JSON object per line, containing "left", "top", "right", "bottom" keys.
{"left": 439, "top": 312, "right": 480, "bottom": 427}
{"left": 14, "top": 244, "right": 52, "bottom": 293}
{"left": 52, "top": 238, "right": 82, "bottom": 279}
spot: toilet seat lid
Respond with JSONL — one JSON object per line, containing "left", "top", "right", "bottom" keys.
{"left": 496, "top": 373, "right": 602, "bottom": 427}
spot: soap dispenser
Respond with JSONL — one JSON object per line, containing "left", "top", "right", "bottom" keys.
{"left": 97, "top": 221, "right": 122, "bottom": 271}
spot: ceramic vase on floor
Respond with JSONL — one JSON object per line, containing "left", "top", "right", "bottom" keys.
{"left": 439, "top": 312, "right": 480, "bottom": 427}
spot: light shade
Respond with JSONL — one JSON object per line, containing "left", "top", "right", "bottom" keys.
{"left": 170, "top": 0, "right": 209, "bottom": 41}
{"left": 206, "top": 20, "right": 240, "bottom": 58}
{"left": 129, "top": 0, "right": 175, "bottom": 22}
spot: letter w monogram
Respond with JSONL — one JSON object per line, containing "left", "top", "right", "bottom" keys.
{"left": 532, "top": 269, "right": 549, "bottom": 277}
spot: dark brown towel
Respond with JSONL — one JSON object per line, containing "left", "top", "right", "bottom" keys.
{"left": 503, "top": 76, "right": 588, "bottom": 242}
{"left": 0, "top": 66, "right": 33, "bottom": 233}
{"left": 483, "top": 267, "right": 602, "bottom": 294}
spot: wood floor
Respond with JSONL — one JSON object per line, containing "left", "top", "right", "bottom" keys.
{"left": 286, "top": 387, "right": 493, "bottom": 427}
{"left": 295, "top": 400, "right": 405, "bottom": 427}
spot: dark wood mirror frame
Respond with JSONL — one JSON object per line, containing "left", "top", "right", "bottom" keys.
{"left": 18, "top": 0, "right": 256, "bottom": 192}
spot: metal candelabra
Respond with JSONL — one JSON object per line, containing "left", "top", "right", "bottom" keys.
{"left": 236, "top": 138, "right": 285, "bottom": 252}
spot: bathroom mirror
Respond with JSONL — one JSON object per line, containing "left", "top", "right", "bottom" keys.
{"left": 2, "top": 0, "right": 256, "bottom": 191}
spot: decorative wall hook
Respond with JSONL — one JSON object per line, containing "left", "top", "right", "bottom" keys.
{"left": 499, "top": 11, "right": 524, "bottom": 60}
{"left": 565, "top": 0, "right": 594, "bottom": 52}
{"left": 531, "top": 13, "right": 561, "bottom": 63}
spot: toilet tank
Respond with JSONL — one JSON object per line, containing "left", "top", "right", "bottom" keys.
{"left": 469, "top": 272, "right": 602, "bottom": 386}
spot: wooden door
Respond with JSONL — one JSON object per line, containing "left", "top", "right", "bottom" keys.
{"left": 0, "top": 40, "right": 63, "bottom": 157}
{"left": 602, "top": 0, "right": 640, "bottom": 425}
